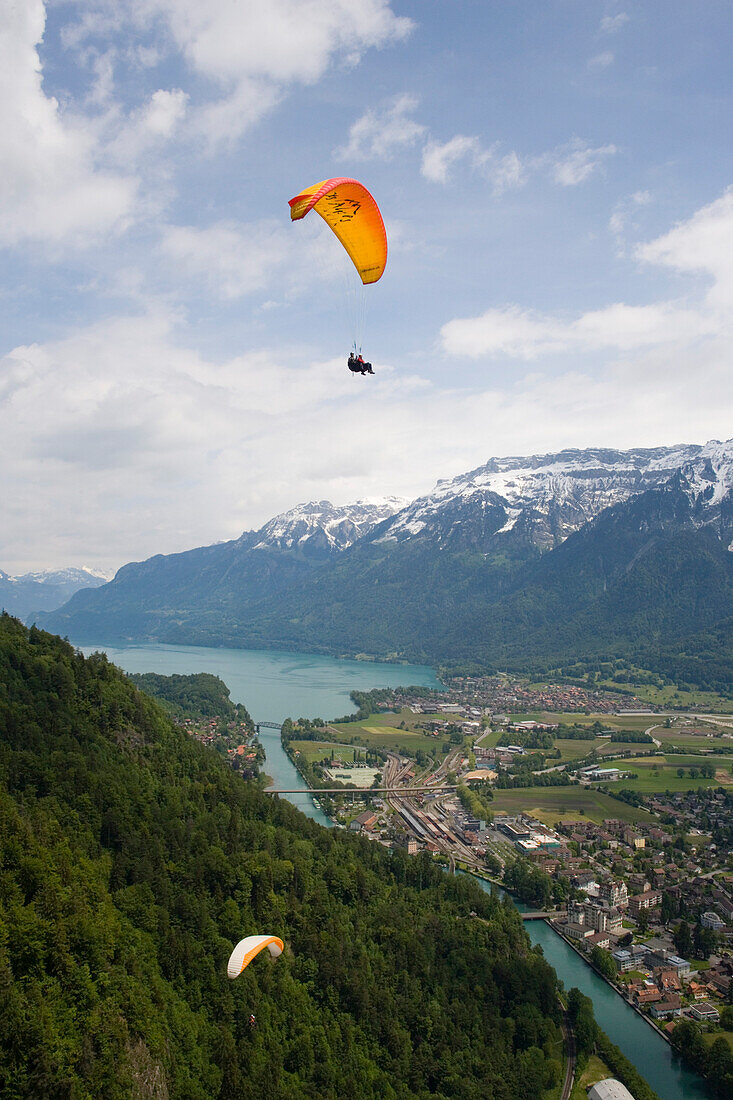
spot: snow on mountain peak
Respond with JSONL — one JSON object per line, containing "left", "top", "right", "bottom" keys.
{"left": 381, "top": 440, "right": 733, "bottom": 551}
{"left": 252, "top": 497, "right": 408, "bottom": 554}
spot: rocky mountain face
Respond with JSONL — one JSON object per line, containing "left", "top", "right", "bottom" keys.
{"left": 0, "top": 567, "right": 107, "bottom": 622}
{"left": 39, "top": 440, "right": 733, "bottom": 685}
{"left": 377, "top": 442, "right": 728, "bottom": 552}
{"left": 252, "top": 497, "right": 408, "bottom": 557}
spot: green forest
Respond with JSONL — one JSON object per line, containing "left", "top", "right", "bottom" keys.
{"left": 126, "top": 671, "right": 249, "bottom": 722}
{"left": 0, "top": 614, "right": 565, "bottom": 1099}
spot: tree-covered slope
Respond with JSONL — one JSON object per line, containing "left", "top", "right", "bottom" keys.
{"left": 217, "top": 483, "right": 733, "bottom": 681}
{"left": 0, "top": 615, "right": 562, "bottom": 1099}
{"left": 127, "top": 671, "right": 243, "bottom": 720}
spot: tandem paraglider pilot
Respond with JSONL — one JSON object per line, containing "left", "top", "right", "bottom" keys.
{"left": 348, "top": 352, "right": 374, "bottom": 376}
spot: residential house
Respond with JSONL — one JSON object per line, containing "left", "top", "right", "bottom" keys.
{"left": 635, "top": 988, "right": 663, "bottom": 1007}
{"left": 650, "top": 996, "right": 682, "bottom": 1020}
{"left": 628, "top": 889, "right": 663, "bottom": 917}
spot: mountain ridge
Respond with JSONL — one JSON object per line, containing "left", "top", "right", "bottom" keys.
{"left": 39, "top": 440, "right": 733, "bottom": 689}
{"left": 0, "top": 566, "right": 108, "bottom": 622}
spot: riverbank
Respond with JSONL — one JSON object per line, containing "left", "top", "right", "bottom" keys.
{"left": 547, "top": 919, "right": 674, "bottom": 1045}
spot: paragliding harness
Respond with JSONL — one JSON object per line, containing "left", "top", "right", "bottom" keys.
{"left": 348, "top": 349, "right": 374, "bottom": 376}
{"left": 248, "top": 1014, "right": 257, "bottom": 1030}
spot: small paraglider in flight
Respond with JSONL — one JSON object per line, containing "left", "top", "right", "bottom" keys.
{"left": 289, "top": 177, "right": 386, "bottom": 377}
{"left": 227, "top": 935, "right": 284, "bottom": 980}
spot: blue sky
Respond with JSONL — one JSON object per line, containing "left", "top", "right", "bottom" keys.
{"left": 2, "top": 0, "right": 733, "bottom": 572}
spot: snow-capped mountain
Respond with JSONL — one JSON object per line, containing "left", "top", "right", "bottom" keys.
{"left": 13, "top": 567, "right": 110, "bottom": 586}
{"left": 0, "top": 567, "right": 108, "bottom": 622}
{"left": 39, "top": 438, "right": 733, "bottom": 678}
{"left": 378, "top": 441, "right": 733, "bottom": 552}
{"left": 252, "top": 497, "right": 408, "bottom": 556}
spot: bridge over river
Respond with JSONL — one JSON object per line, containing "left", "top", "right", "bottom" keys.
{"left": 266, "top": 785, "right": 458, "bottom": 795}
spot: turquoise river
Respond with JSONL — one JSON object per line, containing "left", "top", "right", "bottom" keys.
{"left": 83, "top": 641, "right": 709, "bottom": 1099}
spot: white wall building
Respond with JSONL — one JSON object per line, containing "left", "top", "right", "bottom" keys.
{"left": 588, "top": 1080, "right": 635, "bottom": 1100}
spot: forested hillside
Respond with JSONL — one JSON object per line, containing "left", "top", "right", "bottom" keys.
{"left": 127, "top": 671, "right": 247, "bottom": 720}
{"left": 0, "top": 615, "right": 562, "bottom": 1099}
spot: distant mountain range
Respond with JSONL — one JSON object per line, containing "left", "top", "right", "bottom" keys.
{"left": 0, "top": 567, "right": 107, "bottom": 622}
{"left": 39, "top": 441, "right": 733, "bottom": 688}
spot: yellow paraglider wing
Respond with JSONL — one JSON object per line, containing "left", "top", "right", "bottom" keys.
{"left": 227, "top": 935, "right": 284, "bottom": 980}
{"left": 289, "top": 177, "right": 387, "bottom": 285}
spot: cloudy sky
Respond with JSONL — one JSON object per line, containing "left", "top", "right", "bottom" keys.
{"left": 2, "top": 0, "right": 733, "bottom": 574}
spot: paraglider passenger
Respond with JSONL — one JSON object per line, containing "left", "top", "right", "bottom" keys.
{"left": 348, "top": 352, "right": 374, "bottom": 375}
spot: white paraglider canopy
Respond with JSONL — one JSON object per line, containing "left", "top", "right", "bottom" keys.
{"left": 227, "top": 935, "right": 284, "bottom": 980}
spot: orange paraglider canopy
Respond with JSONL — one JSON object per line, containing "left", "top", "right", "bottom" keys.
{"left": 288, "top": 177, "right": 387, "bottom": 285}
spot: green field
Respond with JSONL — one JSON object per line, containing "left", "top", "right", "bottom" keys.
{"left": 594, "top": 678, "right": 733, "bottom": 713}
{"left": 510, "top": 711, "right": 663, "bottom": 732}
{"left": 289, "top": 740, "right": 365, "bottom": 763}
{"left": 328, "top": 709, "right": 454, "bottom": 755}
{"left": 657, "top": 732, "right": 731, "bottom": 750}
{"left": 554, "top": 737, "right": 611, "bottom": 761}
{"left": 615, "top": 773, "right": 723, "bottom": 794}
{"left": 476, "top": 728, "right": 503, "bottom": 748}
{"left": 626, "top": 753, "right": 733, "bottom": 769}
{"left": 570, "top": 1054, "right": 613, "bottom": 1100}
{"left": 597, "top": 752, "right": 733, "bottom": 794}
{"left": 490, "top": 787, "right": 653, "bottom": 825}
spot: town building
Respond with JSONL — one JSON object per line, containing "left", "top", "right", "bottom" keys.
{"left": 564, "top": 922, "right": 596, "bottom": 943}
{"left": 701, "top": 910, "right": 726, "bottom": 930}
{"left": 588, "top": 1080, "right": 635, "bottom": 1100}
{"left": 650, "top": 995, "right": 682, "bottom": 1019}
{"left": 611, "top": 950, "right": 635, "bottom": 972}
{"left": 350, "top": 811, "right": 377, "bottom": 832}
{"left": 599, "top": 880, "right": 628, "bottom": 908}
{"left": 628, "top": 888, "right": 662, "bottom": 917}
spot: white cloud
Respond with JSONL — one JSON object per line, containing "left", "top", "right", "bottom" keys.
{"left": 0, "top": 0, "right": 136, "bottom": 247}
{"left": 636, "top": 189, "right": 733, "bottom": 308}
{"left": 419, "top": 132, "right": 614, "bottom": 191}
{"left": 421, "top": 136, "right": 482, "bottom": 185}
{"left": 336, "top": 94, "right": 426, "bottom": 160}
{"left": 441, "top": 188, "right": 733, "bottom": 363}
{"left": 142, "top": 89, "right": 188, "bottom": 137}
{"left": 609, "top": 190, "right": 652, "bottom": 237}
{"left": 588, "top": 51, "right": 615, "bottom": 70}
{"left": 440, "top": 302, "right": 711, "bottom": 359}
{"left": 551, "top": 139, "right": 617, "bottom": 185}
{"left": 108, "top": 88, "right": 189, "bottom": 163}
{"left": 132, "top": 0, "right": 414, "bottom": 144}
{"left": 3, "top": 304, "right": 733, "bottom": 574}
{"left": 161, "top": 220, "right": 291, "bottom": 299}
{"left": 600, "top": 13, "right": 629, "bottom": 34}
{"left": 159, "top": 209, "right": 358, "bottom": 301}
{"left": 421, "top": 136, "right": 525, "bottom": 193}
